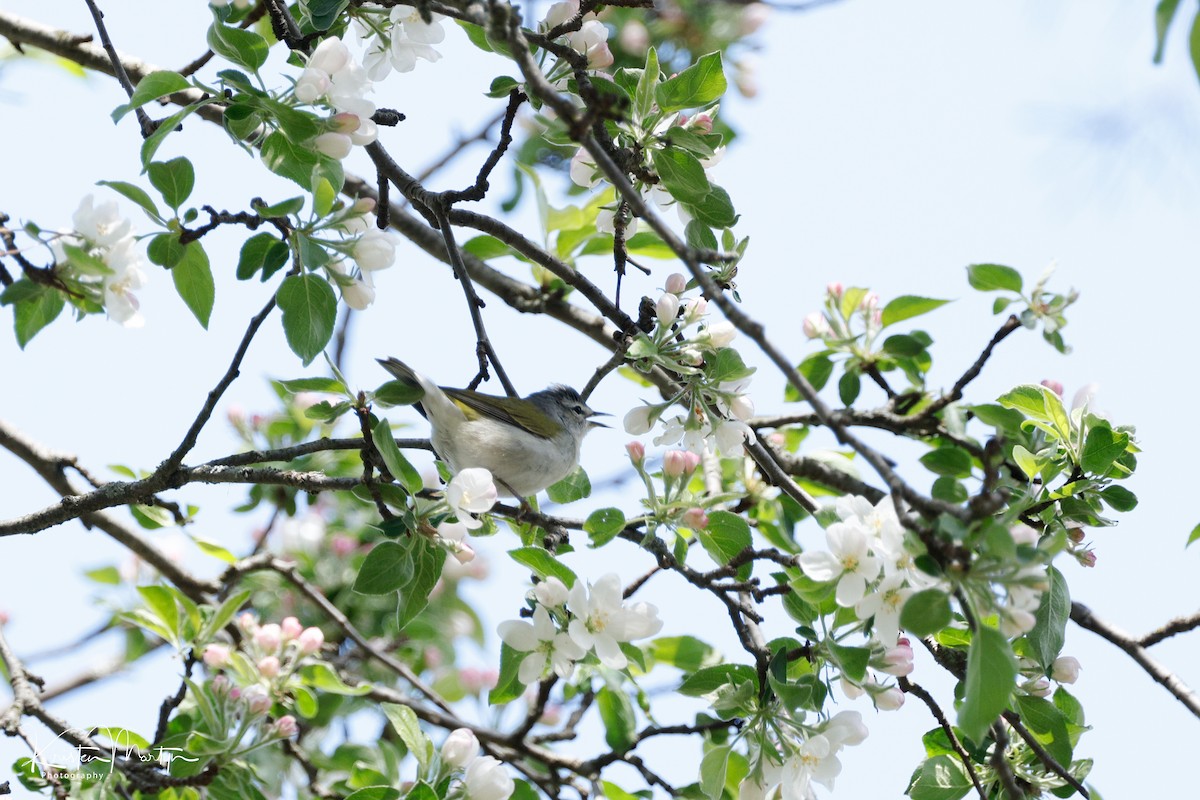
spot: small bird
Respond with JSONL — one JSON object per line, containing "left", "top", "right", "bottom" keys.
{"left": 377, "top": 357, "right": 607, "bottom": 497}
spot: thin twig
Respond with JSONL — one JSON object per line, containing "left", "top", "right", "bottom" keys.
{"left": 82, "top": 0, "right": 155, "bottom": 138}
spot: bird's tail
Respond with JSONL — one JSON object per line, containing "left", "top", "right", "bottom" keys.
{"left": 376, "top": 357, "right": 464, "bottom": 424}
{"left": 377, "top": 356, "right": 420, "bottom": 389}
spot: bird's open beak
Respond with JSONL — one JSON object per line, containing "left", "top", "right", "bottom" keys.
{"left": 588, "top": 410, "right": 611, "bottom": 429}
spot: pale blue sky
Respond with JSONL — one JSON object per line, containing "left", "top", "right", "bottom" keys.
{"left": 2, "top": 1, "right": 1198, "bottom": 797}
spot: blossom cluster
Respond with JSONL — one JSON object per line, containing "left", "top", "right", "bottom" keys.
{"left": 353, "top": 3, "right": 446, "bottom": 79}
{"left": 294, "top": 37, "right": 380, "bottom": 157}
{"left": 497, "top": 574, "right": 663, "bottom": 684}
{"left": 802, "top": 282, "right": 882, "bottom": 347}
{"left": 440, "top": 728, "right": 514, "bottom": 800}
{"left": 54, "top": 195, "right": 149, "bottom": 327}
{"left": 740, "top": 710, "right": 870, "bottom": 800}
{"left": 623, "top": 273, "right": 757, "bottom": 458}
{"left": 542, "top": 0, "right": 615, "bottom": 69}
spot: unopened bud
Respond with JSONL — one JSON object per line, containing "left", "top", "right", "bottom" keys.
{"left": 331, "top": 112, "right": 361, "bottom": 134}
{"left": 203, "top": 644, "right": 231, "bottom": 669}
{"left": 273, "top": 715, "right": 299, "bottom": 737}
{"left": 625, "top": 441, "right": 646, "bottom": 465}
{"left": 296, "top": 627, "right": 325, "bottom": 655}
{"left": 281, "top": 617, "right": 303, "bottom": 640}
{"left": 1051, "top": 655, "right": 1081, "bottom": 684}
{"left": 258, "top": 656, "right": 281, "bottom": 678}
{"left": 656, "top": 293, "right": 680, "bottom": 327}
{"left": 1040, "top": 379, "right": 1064, "bottom": 397}
{"left": 682, "top": 507, "right": 709, "bottom": 529}
{"left": 665, "top": 273, "right": 687, "bottom": 294}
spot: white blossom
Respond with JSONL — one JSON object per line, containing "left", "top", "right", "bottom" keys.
{"left": 464, "top": 755, "right": 514, "bottom": 800}
{"left": 497, "top": 605, "right": 585, "bottom": 683}
{"left": 440, "top": 727, "right": 479, "bottom": 769}
{"left": 73, "top": 194, "right": 131, "bottom": 246}
{"left": 797, "top": 519, "right": 881, "bottom": 607}
{"left": 101, "top": 238, "right": 148, "bottom": 327}
{"left": 446, "top": 468, "right": 498, "bottom": 529}
{"left": 353, "top": 227, "right": 398, "bottom": 270}
{"left": 566, "top": 573, "right": 663, "bottom": 669}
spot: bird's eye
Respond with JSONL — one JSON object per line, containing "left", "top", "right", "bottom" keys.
{"left": 573, "top": 405, "right": 586, "bottom": 416}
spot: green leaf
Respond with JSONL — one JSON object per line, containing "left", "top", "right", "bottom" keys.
{"left": 697, "top": 510, "right": 751, "bottom": 577}
{"left": 698, "top": 745, "right": 731, "bottom": 800}
{"left": 635, "top": 47, "right": 660, "bottom": 119}
{"left": 1099, "top": 484, "right": 1137, "bottom": 512}
{"left": 372, "top": 419, "right": 424, "bottom": 494}
{"left": 880, "top": 295, "right": 949, "bottom": 327}
{"left": 299, "top": 661, "right": 372, "bottom": 695}
{"left": 12, "top": 285, "right": 64, "bottom": 349}
{"left": 207, "top": 16, "right": 270, "bottom": 72}
{"left": 649, "top": 636, "right": 717, "bottom": 672}
{"left": 901, "top": 588, "right": 953, "bottom": 637}
{"left": 261, "top": 130, "right": 323, "bottom": 189}
{"left": 1026, "top": 566, "right": 1069, "bottom": 673}
{"left": 141, "top": 100, "right": 209, "bottom": 168}
{"left": 173, "top": 242, "right": 215, "bottom": 328}
{"left": 147, "top": 157, "right": 195, "bottom": 210}
{"left": 1186, "top": 522, "right": 1200, "bottom": 548}
{"left": 705, "top": 347, "right": 756, "bottom": 383}
{"left": 194, "top": 536, "right": 238, "bottom": 565}
{"left": 685, "top": 218, "right": 719, "bottom": 251}
{"left": 147, "top": 232, "right": 186, "bottom": 267}
{"left": 1191, "top": 10, "right": 1200, "bottom": 86}
{"left": 508, "top": 546, "right": 577, "bottom": 587}
{"left": 547, "top": 466, "right": 591, "bottom": 503}
{"left": 197, "top": 588, "right": 252, "bottom": 642}
{"left": 303, "top": 0, "right": 351, "bottom": 30}
{"left": 489, "top": 643, "right": 525, "bottom": 704}
{"left": 677, "top": 664, "right": 758, "bottom": 698}
{"left": 112, "top": 70, "right": 191, "bottom": 122}
{"left": 382, "top": 704, "right": 431, "bottom": 770}
{"left": 486, "top": 75, "right": 520, "bottom": 98}
{"left": 585, "top": 507, "right": 626, "bottom": 548}
{"left": 237, "top": 232, "right": 291, "bottom": 281}
{"left": 828, "top": 642, "right": 870, "bottom": 683}
{"left": 277, "top": 274, "right": 337, "bottom": 365}
{"left": 796, "top": 353, "right": 833, "bottom": 394}
{"left": 254, "top": 196, "right": 306, "bottom": 218}
{"left": 277, "top": 376, "right": 345, "bottom": 393}
{"left": 957, "top": 624, "right": 1017, "bottom": 744}
{"left": 97, "top": 180, "right": 162, "bottom": 222}
{"left": 655, "top": 52, "right": 726, "bottom": 112}
{"left": 651, "top": 148, "right": 711, "bottom": 205}
{"left": 919, "top": 447, "right": 973, "bottom": 478}
{"left": 397, "top": 539, "right": 445, "bottom": 629}
{"left": 344, "top": 788, "right": 401, "bottom": 800}
{"left": 838, "top": 371, "right": 860, "bottom": 406}
{"left": 966, "top": 263, "right": 1023, "bottom": 293}
{"left": 906, "top": 754, "right": 972, "bottom": 800}
{"left": 1011, "top": 444, "right": 1042, "bottom": 480}
{"left": 353, "top": 541, "right": 413, "bottom": 595}
{"left": 1154, "top": 0, "right": 1184, "bottom": 62}
{"left": 1081, "top": 424, "right": 1129, "bottom": 476}
{"left": 137, "top": 585, "right": 180, "bottom": 642}
{"left": 683, "top": 185, "right": 738, "bottom": 228}
{"left": 373, "top": 380, "right": 424, "bottom": 407}
{"left": 1015, "top": 694, "right": 1073, "bottom": 767}
{"left": 597, "top": 687, "right": 637, "bottom": 751}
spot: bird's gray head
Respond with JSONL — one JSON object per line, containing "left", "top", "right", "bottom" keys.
{"left": 529, "top": 385, "right": 609, "bottom": 439}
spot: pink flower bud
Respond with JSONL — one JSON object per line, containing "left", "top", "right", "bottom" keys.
{"left": 297, "top": 627, "right": 325, "bottom": 655}
{"left": 273, "top": 714, "right": 299, "bottom": 738}
{"left": 255, "top": 623, "right": 282, "bottom": 653}
{"left": 210, "top": 674, "right": 231, "bottom": 697}
{"left": 625, "top": 441, "right": 646, "bottom": 465}
{"left": 690, "top": 113, "right": 714, "bottom": 134}
{"left": 1051, "top": 656, "right": 1081, "bottom": 684}
{"left": 281, "top": 617, "right": 303, "bottom": 641}
{"left": 802, "top": 312, "right": 829, "bottom": 339}
{"left": 331, "top": 112, "right": 361, "bottom": 134}
{"left": 229, "top": 687, "right": 242, "bottom": 700}
{"left": 203, "top": 644, "right": 231, "bottom": 669}
{"left": 1040, "top": 379, "right": 1064, "bottom": 397}
{"left": 258, "top": 656, "right": 281, "bottom": 678}
{"left": 452, "top": 543, "right": 477, "bottom": 564}
{"left": 238, "top": 612, "right": 258, "bottom": 633}
{"left": 664, "top": 273, "right": 687, "bottom": 294}
{"left": 331, "top": 534, "right": 357, "bottom": 556}
{"left": 880, "top": 639, "right": 914, "bottom": 677}
{"left": 663, "top": 450, "right": 692, "bottom": 478}
{"left": 827, "top": 282, "right": 844, "bottom": 299}
{"left": 459, "top": 667, "right": 499, "bottom": 694}
{"left": 243, "top": 685, "right": 272, "bottom": 715}
{"left": 1024, "top": 677, "right": 1052, "bottom": 697}
{"left": 682, "top": 508, "right": 709, "bottom": 530}
{"left": 1079, "top": 550, "right": 1097, "bottom": 568}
